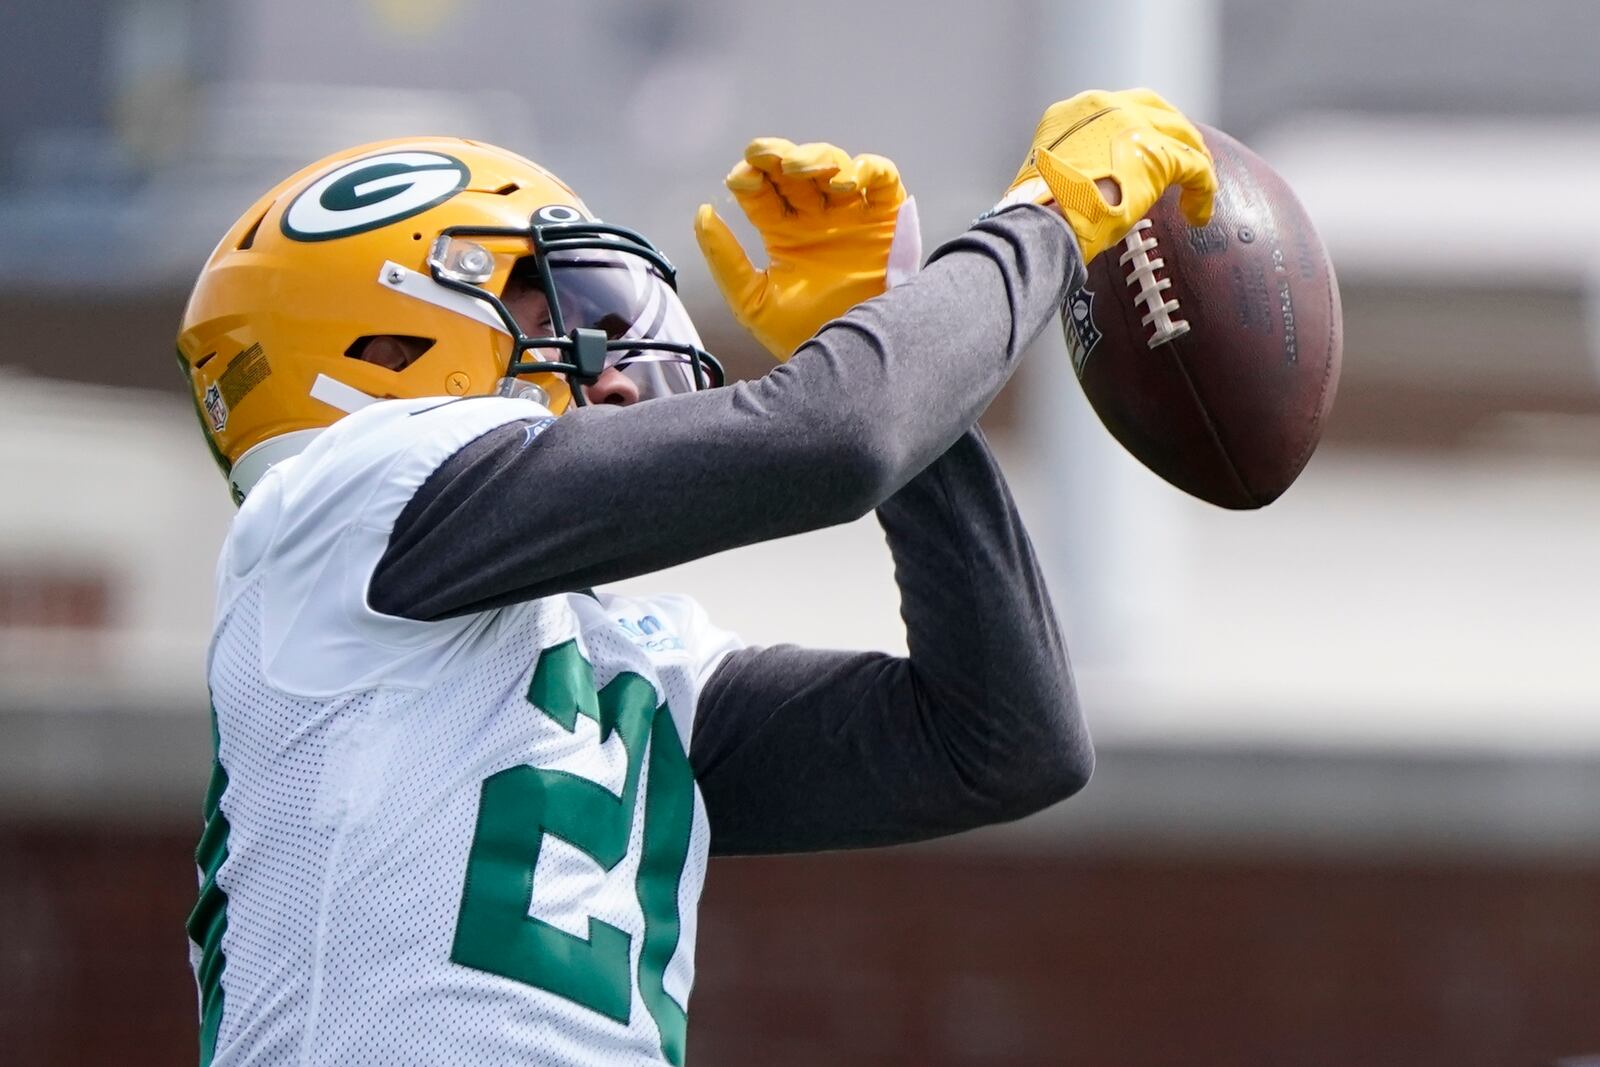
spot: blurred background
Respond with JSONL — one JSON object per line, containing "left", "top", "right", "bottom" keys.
{"left": 3, "top": 1, "right": 1599, "bottom": 1064}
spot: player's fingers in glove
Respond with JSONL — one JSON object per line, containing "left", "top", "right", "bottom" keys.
{"left": 724, "top": 158, "right": 790, "bottom": 232}
{"left": 781, "top": 141, "right": 854, "bottom": 184}
{"left": 694, "top": 203, "right": 765, "bottom": 313}
{"left": 741, "top": 136, "right": 797, "bottom": 176}
{"left": 727, "top": 139, "right": 810, "bottom": 219}
{"left": 1127, "top": 95, "right": 1211, "bottom": 161}
{"left": 1115, "top": 89, "right": 1217, "bottom": 226}
{"left": 1137, "top": 132, "right": 1217, "bottom": 227}
{"left": 726, "top": 138, "right": 810, "bottom": 220}
{"left": 1167, "top": 139, "right": 1218, "bottom": 226}
{"left": 853, "top": 153, "right": 908, "bottom": 211}
{"left": 742, "top": 138, "right": 851, "bottom": 214}
{"left": 784, "top": 142, "right": 859, "bottom": 210}
{"left": 1090, "top": 130, "right": 1216, "bottom": 230}
{"left": 725, "top": 158, "right": 768, "bottom": 194}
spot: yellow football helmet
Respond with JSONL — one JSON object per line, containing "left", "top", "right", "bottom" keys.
{"left": 177, "top": 136, "right": 722, "bottom": 502}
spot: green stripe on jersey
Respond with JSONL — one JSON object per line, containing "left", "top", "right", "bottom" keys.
{"left": 185, "top": 705, "right": 232, "bottom": 1066}
{"left": 636, "top": 707, "right": 694, "bottom": 1066}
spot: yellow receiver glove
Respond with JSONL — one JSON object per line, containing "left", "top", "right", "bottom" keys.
{"left": 999, "top": 88, "right": 1218, "bottom": 262}
{"left": 695, "top": 138, "right": 921, "bottom": 361}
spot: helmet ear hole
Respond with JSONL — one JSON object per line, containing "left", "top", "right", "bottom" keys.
{"left": 345, "top": 335, "right": 435, "bottom": 371}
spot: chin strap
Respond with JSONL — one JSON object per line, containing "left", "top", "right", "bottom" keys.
{"left": 228, "top": 428, "right": 323, "bottom": 505}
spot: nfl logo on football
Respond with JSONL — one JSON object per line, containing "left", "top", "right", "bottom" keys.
{"left": 1064, "top": 286, "right": 1102, "bottom": 374}
{"left": 204, "top": 382, "right": 229, "bottom": 432}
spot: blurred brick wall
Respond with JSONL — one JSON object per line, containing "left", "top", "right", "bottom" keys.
{"left": 2, "top": 824, "right": 1597, "bottom": 1066}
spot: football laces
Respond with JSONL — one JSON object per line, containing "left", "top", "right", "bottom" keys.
{"left": 1118, "top": 219, "right": 1191, "bottom": 349}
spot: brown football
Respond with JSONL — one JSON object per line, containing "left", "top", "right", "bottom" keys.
{"left": 1063, "top": 123, "right": 1342, "bottom": 509}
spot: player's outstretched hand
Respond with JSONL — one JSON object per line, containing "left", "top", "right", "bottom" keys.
{"left": 999, "top": 88, "right": 1217, "bottom": 262}
{"left": 695, "top": 138, "right": 921, "bottom": 361}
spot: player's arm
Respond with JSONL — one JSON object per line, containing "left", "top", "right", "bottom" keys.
{"left": 369, "top": 204, "right": 1074, "bottom": 616}
{"left": 689, "top": 424, "right": 1090, "bottom": 852}
{"left": 369, "top": 90, "right": 1213, "bottom": 617}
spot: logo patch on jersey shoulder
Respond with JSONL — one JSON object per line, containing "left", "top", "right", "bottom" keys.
{"left": 520, "top": 416, "right": 555, "bottom": 448}
{"left": 281, "top": 150, "right": 470, "bottom": 242}
{"left": 1063, "top": 284, "right": 1103, "bottom": 376}
{"left": 616, "top": 614, "right": 685, "bottom": 653}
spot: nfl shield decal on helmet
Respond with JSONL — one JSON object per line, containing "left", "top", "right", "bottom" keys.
{"left": 1064, "top": 285, "right": 1103, "bottom": 375}
{"left": 204, "top": 382, "right": 229, "bottom": 432}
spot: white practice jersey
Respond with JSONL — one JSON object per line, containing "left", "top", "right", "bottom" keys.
{"left": 188, "top": 397, "right": 742, "bottom": 1067}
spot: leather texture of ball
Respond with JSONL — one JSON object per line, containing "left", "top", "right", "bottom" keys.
{"left": 1063, "top": 123, "right": 1343, "bottom": 509}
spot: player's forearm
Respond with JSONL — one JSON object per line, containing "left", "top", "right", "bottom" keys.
{"left": 875, "top": 428, "right": 1091, "bottom": 821}
{"left": 690, "top": 430, "right": 1090, "bottom": 855}
{"left": 370, "top": 205, "right": 1080, "bottom": 619}
{"left": 784, "top": 203, "right": 1084, "bottom": 506}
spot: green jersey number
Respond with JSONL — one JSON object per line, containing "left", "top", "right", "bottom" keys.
{"left": 452, "top": 639, "right": 695, "bottom": 1065}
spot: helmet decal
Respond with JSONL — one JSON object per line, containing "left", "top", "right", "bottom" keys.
{"left": 204, "top": 382, "right": 229, "bottom": 431}
{"left": 281, "top": 151, "right": 470, "bottom": 242}
{"left": 534, "top": 203, "right": 591, "bottom": 224}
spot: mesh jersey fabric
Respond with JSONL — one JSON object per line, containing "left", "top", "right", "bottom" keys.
{"left": 192, "top": 396, "right": 741, "bottom": 1066}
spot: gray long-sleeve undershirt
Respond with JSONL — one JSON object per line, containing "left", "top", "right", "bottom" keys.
{"left": 370, "top": 203, "right": 1092, "bottom": 853}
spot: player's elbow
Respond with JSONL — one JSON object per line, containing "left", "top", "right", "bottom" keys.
{"left": 1042, "top": 737, "right": 1096, "bottom": 807}
{"left": 926, "top": 665, "right": 1093, "bottom": 828}
{"left": 979, "top": 697, "right": 1095, "bottom": 823}
{"left": 997, "top": 734, "right": 1094, "bottom": 822}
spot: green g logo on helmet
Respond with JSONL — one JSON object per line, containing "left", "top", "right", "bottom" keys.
{"left": 281, "top": 151, "right": 470, "bottom": 241}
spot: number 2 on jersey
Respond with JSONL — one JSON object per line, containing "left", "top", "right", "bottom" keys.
{"left": 452, "top": 640, "right": 694, "bottom": 1065}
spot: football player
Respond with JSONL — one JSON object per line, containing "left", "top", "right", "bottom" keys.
{"left": 179, "top": 90, "right": 1214, "bottom": 1065}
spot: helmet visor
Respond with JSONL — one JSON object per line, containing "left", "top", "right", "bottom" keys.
{"left": 532, "top": 248, "right": 715, "bottom": 399}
